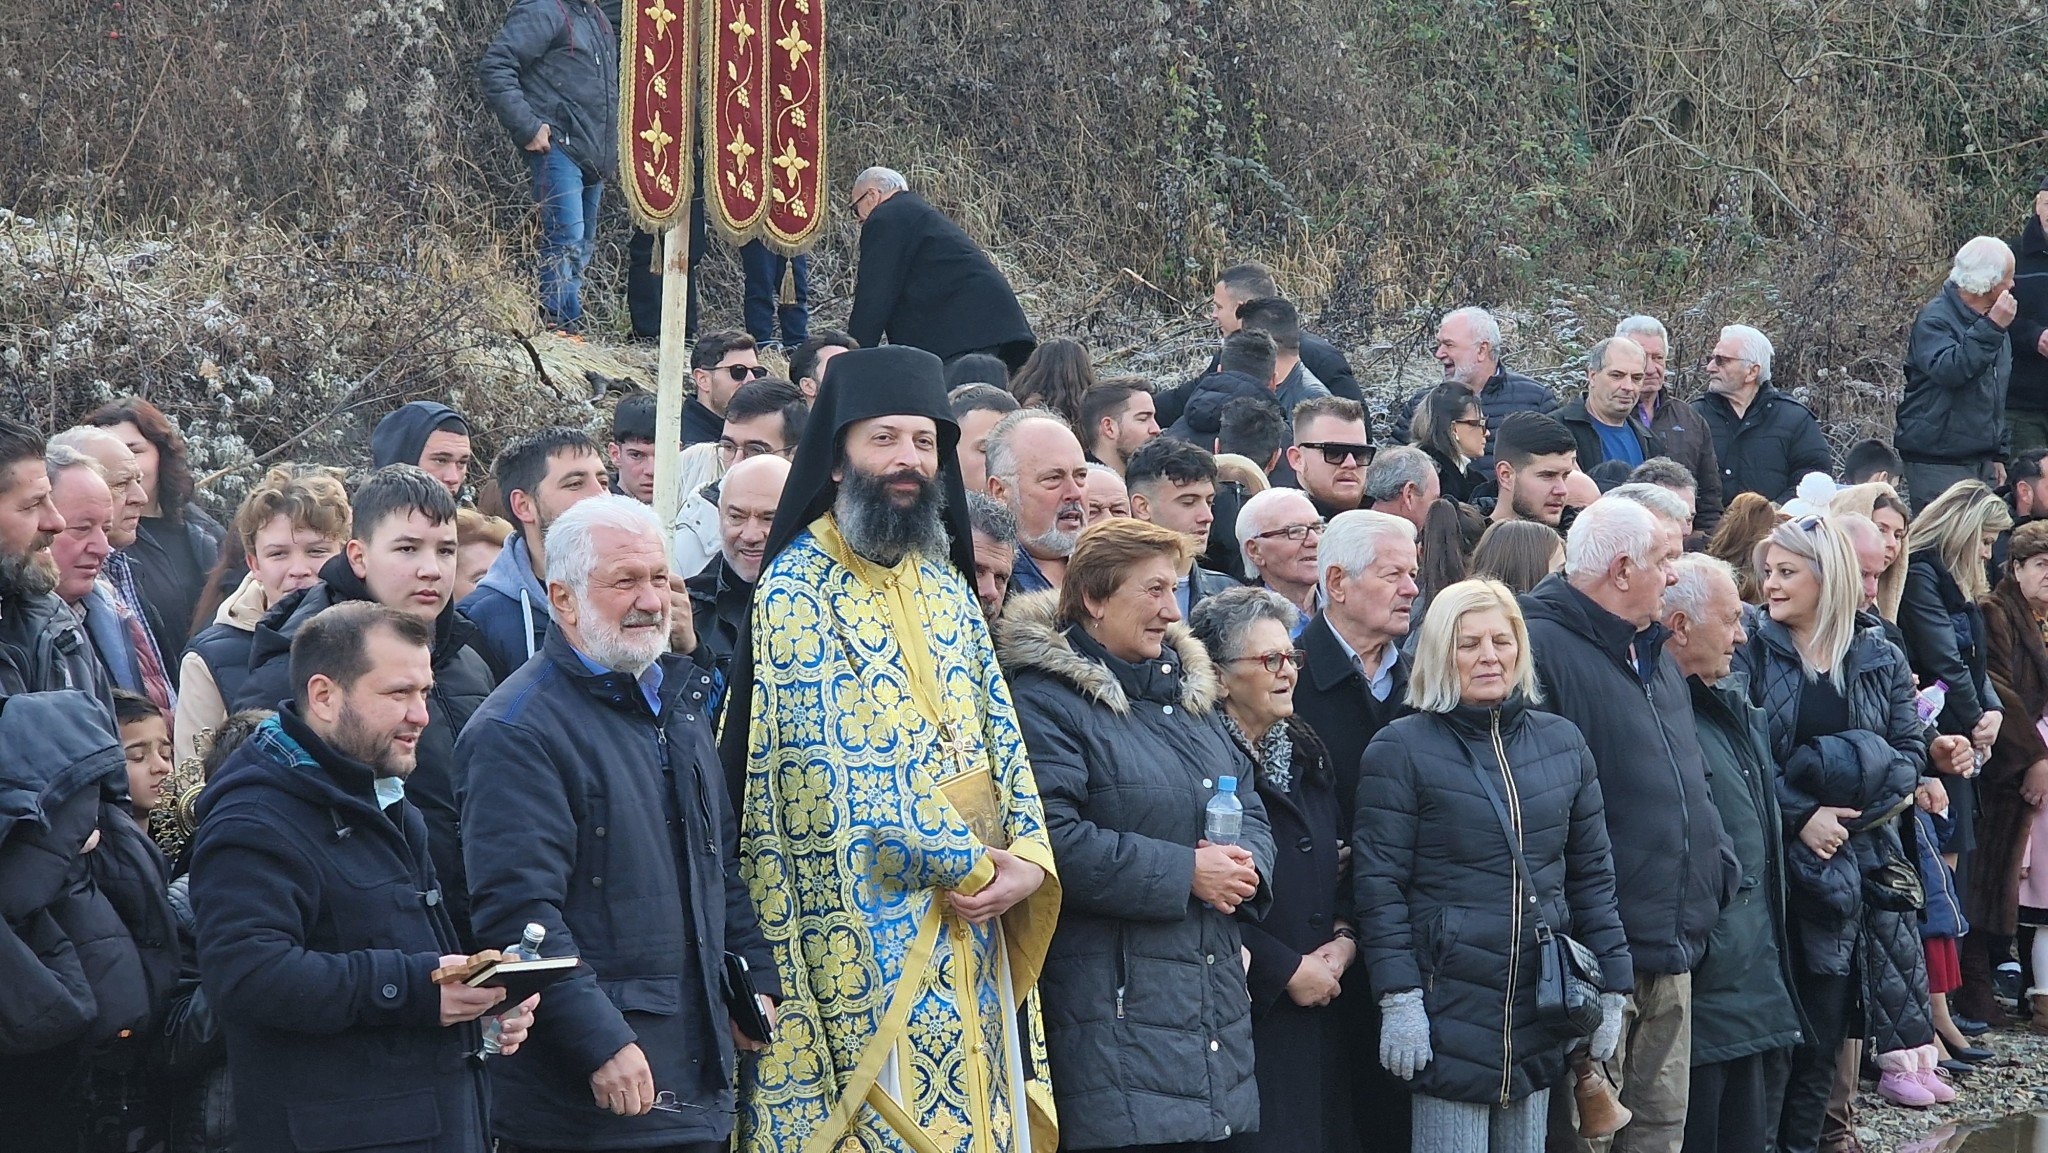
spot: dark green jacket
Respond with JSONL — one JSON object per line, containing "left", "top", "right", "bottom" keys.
{"left": 1687, "top": 673, "right": 1804, "bottom": 1064}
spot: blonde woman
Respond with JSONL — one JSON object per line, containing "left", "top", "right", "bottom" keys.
{"left": 1733, "top": 517, "right": 1972, "bottom": 1128}
{"left": 1352, "top": 579, "right": 1629, "bottom": 1152}
{"left": 1828, "top": 481, "right": 1913, "bottom": 622}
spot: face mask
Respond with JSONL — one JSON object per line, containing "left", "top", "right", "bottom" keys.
{"left": 374, "top": 775, "right": 407, "bottom": 809}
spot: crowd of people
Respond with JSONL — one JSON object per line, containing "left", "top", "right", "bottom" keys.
{"left": 8, "top": 156, "right": 2048, "bottom": 1153}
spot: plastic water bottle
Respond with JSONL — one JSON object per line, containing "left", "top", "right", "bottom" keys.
{"left": 1205, "top": 777, "right": 1243, "bottom": 846}
{"left": 480, "top": 922, "right": 546, "bottom": 1057}
{"left": 1914, "top": 679, "right": 1949, "bottom": 726}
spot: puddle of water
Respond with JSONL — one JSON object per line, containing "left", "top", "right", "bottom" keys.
{"left": 1924, "top": 1111, "right": 2048, "bottom": 1152}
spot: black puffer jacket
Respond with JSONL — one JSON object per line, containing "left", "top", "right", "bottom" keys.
{"left": 1898, "top": 551, "right": 1997, "bottom": 737}
{"left": 1353, "top": 697, "right": 1632, "bottom": 1106}
{"left": 1000, "top": 593, "right": 1275, "bottom": 1150}
{"left": 2011, "top": 213, "right": 2048, "bottom": 411}
{"left": 1696, "top": 386, "right": 1834, "bottom": 503}
{"left": 1732, "top": 618, "right": 1924, "bottom": 977}
{"left": 1896, "top": 282, "right": 2011, "bottom": 464}
{"left": 1687, "top": 674, "right": 1804, "bottom": 1065}
{"left": 235, "top": 555, "right": 498, "bottom": 949}
{"left": 476, "top": 0, "right": 619, "bottom": 177}
{"left": 1520, "top": 574, "right": 1735, "bottom": 976}
{"left": 0, "top": 692, "right": 143, "bottom": 1055}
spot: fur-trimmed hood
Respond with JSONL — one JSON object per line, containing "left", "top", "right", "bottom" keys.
{"left": 996, "top": 590, "right": 1220, "bottom": 716}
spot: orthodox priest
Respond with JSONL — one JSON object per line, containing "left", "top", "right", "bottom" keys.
{"left": 725, "top": 346, "right": 1062, "bottom": 1153}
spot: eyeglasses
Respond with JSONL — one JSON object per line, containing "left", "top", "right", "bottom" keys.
{"left": 1253, "top": 520, "right": 1327, "bottom": 542}
{"left": 716, "top": 364, "right": 771, "bottom": 383}
{"left": 650, "top": 1090, "right": 734, "bottom": 1116}
{"left": 1452, "top": 419, "right": 1488, "bottom": 431}
{"left": 1229, "top": 650, "right": 1308, "bottom": 673}
{"left": 1704, "top": 354, "right": 1750, "bottom": 368}
{"left": 717, "top": 440, "right": 793, "bottom": 463}
{"left": 1298, "top": 442, "right": 1375, "bottom": 467}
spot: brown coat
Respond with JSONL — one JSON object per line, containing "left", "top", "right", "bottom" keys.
{"left": 1974, "top": 579, "right": 2048, "bottom": 932}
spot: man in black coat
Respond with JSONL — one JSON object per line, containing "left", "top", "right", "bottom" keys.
{"left": 1387, "top": 306, "right": 1559, "bottom": 464}
{"left": 0, "top": 417, "right": 102, "bottom": 699}
{"left": 191, "top": 603, "right": 526, "bottom": 1153}
{"left": 1662, "top": 555, "right": 1802, "bottom": 1153}
{"left": 235, "top": 466, "right": 498, "bottom": 950}
{"left": 459, "top": 494, "right": 775, "bottom": 1151}
{"left": 1896, "top": 235, "right": 2017, "bottom": 509}
{"left": 1617, "top": 314, "right": 1725, "bottom": 540}
{"left": 845, "top": 167, "right": 1035, "bottom": 368}
{"left": 684, "top": 453, "right": 789, "bottom": 696}
{"left": 1520, "top": 491, "right": 1736, "bottom": 1149}
{"left": 1156, "top": 262, "right": 1363, "bottom": 427}
{"left": 372, "top": 400, "right": 473, "bottom": 499}
{"left": 1696, "top": 323, "right": 1833, "bottom": 503}
{"left": 1555, "top": 336, "right": 1661, "bottom": 472}
{"left": 1285, "top": 509, "right": 1419, "bottom": 1152}
{"left": 2008, "top": 177, "right": 2048, "bottom": 454}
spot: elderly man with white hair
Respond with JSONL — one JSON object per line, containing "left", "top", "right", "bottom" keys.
{"left": 1236, "top": 486, "right": 1326, "bottom": 627}
{"left": 844, "top": 165, "right": 1037, "bottom": 368}
{"left": 1521, "top": 494, "right": 1736, "bottom": 1151}
{"left": 1697, "top": 323, "right": 1833, "bottom": 504}
{"left": 1390, "top": 305, "right": 1559, "bottom": 461}
{"left": 458, "top": 493, "right": 775, "bottom": 1148}
{"left": 1617, "top": 315, "right": 1725, "bottom": 539}
{"left": 1363, "top": 444, "right": 1440, "bottom": 530}
{"left": 1896, "top": 235, "right": 2018, "bottom": 510}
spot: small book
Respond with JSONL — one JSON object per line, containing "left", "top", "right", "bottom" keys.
{"left": 433, "top": 950, "right": 581, "bottom": 1006}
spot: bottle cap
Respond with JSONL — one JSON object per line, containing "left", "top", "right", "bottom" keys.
{"left": 1218, "top": 776, "right": 1237, "bottom": 793}
{"left": 524, "top": 921, "right": 547, "bottom": 940}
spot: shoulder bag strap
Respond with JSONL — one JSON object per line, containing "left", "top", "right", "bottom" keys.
{"left": 1457, "top": 727, "right": 1556, "bottom": 942}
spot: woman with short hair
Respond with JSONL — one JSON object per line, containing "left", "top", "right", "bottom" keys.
{"left": 1353, "top": 579, "right": 1630, "bottom": 1152}
{"left": 175, "top": 466, "right": 350, "bottom": 765}
{"left": 1001, "top": 518, "right": 1276, "bottom": 1152}
{"left": 1189, "top": 586, "right": 1354, "bottom": 1153}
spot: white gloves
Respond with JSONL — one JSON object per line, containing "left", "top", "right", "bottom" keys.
{"left": 1590, "top": 992, "right": 1627, "bottom": 1062}
{"left": 1378, "top": 989, "right": 1433, "bottom": 1080}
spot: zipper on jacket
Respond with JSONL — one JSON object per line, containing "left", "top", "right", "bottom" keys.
{"left": 1491, "top": 710, "right": 1521, "bottom": 1108}
{"left": 1114, "top": 924, "right": 1129, "bottom": 1020}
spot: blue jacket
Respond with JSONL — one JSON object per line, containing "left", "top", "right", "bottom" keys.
{"left": 457, "top": 629, "right": 773, "bottom": 1149}
{"left": 189, "top": 709, "right": 489, "bottom": 1153}
{"left": 458, "top": 534, "right": 551, "bottom": 681}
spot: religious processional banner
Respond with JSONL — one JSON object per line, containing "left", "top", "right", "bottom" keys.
{"left": 619, "top": 0, "right": 696, "bottom": 230}
{"left": 704, "top": 0, "right": 826, "bottom": 252}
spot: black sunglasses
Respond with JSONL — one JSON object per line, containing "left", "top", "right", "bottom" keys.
{"left": 716, "top": 364, "right": 771, "bottom": 383}
{"left": 1298, "top": 441, "right": 1374, "bottom": 467}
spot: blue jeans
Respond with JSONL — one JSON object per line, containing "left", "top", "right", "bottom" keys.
{"left": 530, "top": 148, "right": 602, "bottom": 330}
{"left": 740, "top": 240, "right": 810, "bottom": 345}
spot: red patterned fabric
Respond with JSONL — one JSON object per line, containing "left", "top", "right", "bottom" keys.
{"left": 705, "top": 0, "right": 824, "bottom": 251}
{"left": 619, "top": 0, "right": 695, "bottom": 230}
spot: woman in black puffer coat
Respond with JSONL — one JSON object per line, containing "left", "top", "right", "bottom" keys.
{"left": 1353, "top": 579, "right": 1630, "bottom": 1152}
{"left": 1735, "top": 516, "right": 1966, "bottom": 1149}
{"left": 1001, "top": 519, "right": 1277, "bottom": 1153}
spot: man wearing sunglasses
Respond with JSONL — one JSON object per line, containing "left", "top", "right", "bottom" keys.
{"left": 682, "top": 331, "right": 767, "bottom": 448}
{"left": 1696, "top": 323, "right": 1833, "bottom": 505}
{"left": 1286, "top": 397, "right": 1374, "bottom": 519}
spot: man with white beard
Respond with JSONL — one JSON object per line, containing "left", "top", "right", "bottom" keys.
{"left": 457, "top": 495, "right": 776, "bottom": 1151}
{"left": 983, "top": 408, "right": 1090, "bottom": 594}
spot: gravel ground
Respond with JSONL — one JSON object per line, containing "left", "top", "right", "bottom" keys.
{"left": 1860, "top": 1024, "right": 2048, "bottom": 1152}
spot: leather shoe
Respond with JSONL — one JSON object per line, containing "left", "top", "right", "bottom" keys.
{"left": 1952, "top": 1045, "right": 1994, "bottom": 1062}
{"left": 1937, "top": 1057, "right": 1975, "bottom": 1076}
{"left": 1954, "top": 1015, "right": 1992, "bottom": 1036}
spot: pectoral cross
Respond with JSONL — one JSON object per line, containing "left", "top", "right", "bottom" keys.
{"left": 936, "top": 721, "right": 974, "bottom": 777}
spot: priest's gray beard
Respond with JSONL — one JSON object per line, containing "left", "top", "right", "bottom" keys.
{"left": 834, "top": 464, "right": 949, "bottom": 567}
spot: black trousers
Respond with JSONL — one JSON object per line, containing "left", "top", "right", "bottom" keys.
{"left": 1777, "top": 970, "right": 1855, "bottom": 1153}
{"left": 1686, "top": 1046, "right": 1791, "bottom": 1153}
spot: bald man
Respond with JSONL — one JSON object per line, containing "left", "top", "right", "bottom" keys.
{"left": 688, "top": 454, "right": 791, "bottom": 689}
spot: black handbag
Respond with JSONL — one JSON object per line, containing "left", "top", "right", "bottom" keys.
{"left": 1862, "top": 822, "right": 1925, "bottom": 914}
{"left": 1465, "top": 748, "right": 1606, "bottom": 1040}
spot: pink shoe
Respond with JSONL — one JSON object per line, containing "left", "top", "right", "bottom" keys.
{"left": 1914, "top": 1044, "right": 1957, "bottom": 1104}
{"left": 1875, "top": 1048, "right": 1936, "bottom": 1108}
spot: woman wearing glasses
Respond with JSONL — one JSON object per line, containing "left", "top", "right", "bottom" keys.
{"left": 1735, "top": 516, "right": 1971, "bottom": 1135}
{"left": 1190, "top": 586, "right": 1353, "bottom": 1153}
{"left": 1001, "top": 518, "right": 1276, "bottom": 1153}
{"left": 1410, "top": 383, "right": 1493, "bottom": 504}
{"left": 1352, "top": 578, "right": 1629, "bottom": 1152}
